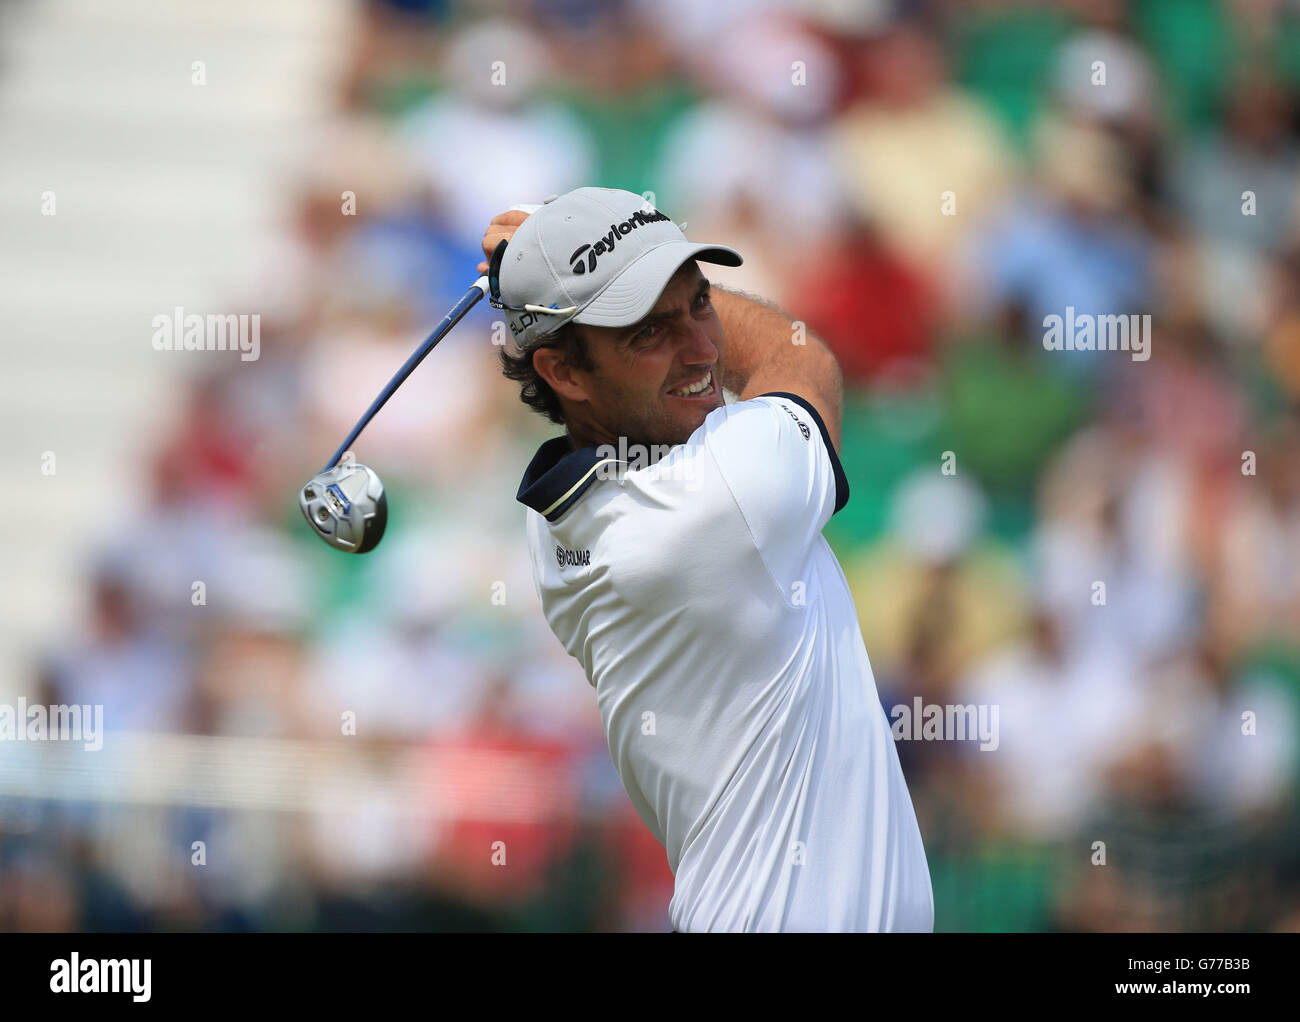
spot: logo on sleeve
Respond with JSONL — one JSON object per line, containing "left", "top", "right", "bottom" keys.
{"left": 556, "top": 544, "right": 592, "bottom": 568}
{"left": 778, "top": 402, "right": 811, "bottom": 440}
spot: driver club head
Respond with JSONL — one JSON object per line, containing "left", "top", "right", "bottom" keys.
{"left": 299, "top": 460, "right": 388, "bottom": 553}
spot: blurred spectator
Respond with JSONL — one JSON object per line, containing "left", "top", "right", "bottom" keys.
{"left": 395, "top": 19, "right": 595, "bottom": 245}
{"left": 962, "top": 611, "right": 1145, "bottom": 841}
{"left": 1173, "top": 69, "right": 1299, "bottom": 254}
{"left": 1215, "top": 417, "right": 1300, "bottom": 647}
{"left": 967, "top": 113, "right": 1155, "bottom": 376}
{"left": 950, "top": 2, "right": 1073, "bottom": 149}
{"left": 543, "top": 0, "right": 697, "bottom": 196}
{"left": 784, "top": 214, "right": 936, "bottom": 387}
{"left": 834, "top": 21, "right": 1017, "bottom": 274}
{"left": 937, "top": 302, "right": 1089, "bottom": 514}
{"left": 846, "top": 468, "right": 1028, "bottom": 684}
{"left": 653, "top": 13, "right": 846, "bottom": 254}
{"left": 1264, "top": 246, "right": 1300, "bottom": 401}
{"left": 1034, "top": 425, "right": 1200, "bottom": 663}
{"left": 1172, "top": 70, "right": 1300, "bottom": 340}
{"left": 44, "top": 567, "right": 193, "bottom": 734}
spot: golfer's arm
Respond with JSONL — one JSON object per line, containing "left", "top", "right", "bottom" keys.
{"left": 712, "top": 285, "right": 843, "bottom": 452}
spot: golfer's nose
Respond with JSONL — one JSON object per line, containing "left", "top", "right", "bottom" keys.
{"left": 678, "top": 317, "right": 718, "bottom": 365}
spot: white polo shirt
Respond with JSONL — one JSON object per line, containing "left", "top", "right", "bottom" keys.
{"left": 516, "top": 392, "right": 933, "bottom": 932}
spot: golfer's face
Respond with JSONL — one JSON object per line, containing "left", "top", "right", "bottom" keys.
{"left": 581, "top": 262, "right": 725, "bottom": 448}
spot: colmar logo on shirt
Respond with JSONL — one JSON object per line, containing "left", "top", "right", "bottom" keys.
{"left": 556, "top": 545, "right": 591, "bottom": 567}
{"left": 777, "top": 402, "right": 811, "bottom": 440}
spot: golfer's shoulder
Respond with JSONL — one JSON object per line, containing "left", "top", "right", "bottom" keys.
{"left": 604, "top": 398, "right": 803, "bottom": 502}
{"left": 697, "top": 392, "right": 850, "bottom": 532}
{"left": 597, "top": 394, "right": 848, "bottom": 537}
{"left": 704, "top": 393, "right": 843, "bottom": 482}
{"left": 702, "top": 392, "right": 817, "bottom": 444}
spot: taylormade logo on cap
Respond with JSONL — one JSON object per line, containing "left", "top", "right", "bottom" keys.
{"left": 499, "top": 186, "right": 742, "bottom": 348}
{"left": 568, "top": 208, "right": 673, "bottom": 274}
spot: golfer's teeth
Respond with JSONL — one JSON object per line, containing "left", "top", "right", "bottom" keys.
{"left": 672, "top": 371, "right": 711, "bottom": 396}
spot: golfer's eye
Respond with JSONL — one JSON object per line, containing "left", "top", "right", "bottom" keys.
{"left": 632, "top": 323, "right": 661, "bottom": 344}
{"left": 694, "top": 290, "right": 712, "bottom": 311}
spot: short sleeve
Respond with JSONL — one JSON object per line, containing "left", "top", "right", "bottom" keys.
{"left": 702, "top": 392, "right": 849, "bottom": 584}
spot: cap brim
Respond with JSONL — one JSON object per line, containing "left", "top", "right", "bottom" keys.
{"left": 573, "top": 241, "right": 743, "bottom": 329}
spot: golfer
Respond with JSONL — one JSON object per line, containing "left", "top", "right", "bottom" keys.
{"left": 484, "top": 187, "right": 933, "bottom": 932}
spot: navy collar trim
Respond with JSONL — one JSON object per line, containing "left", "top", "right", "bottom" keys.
{"left": 517, "top": 436, "right": 617, "bottom": 522}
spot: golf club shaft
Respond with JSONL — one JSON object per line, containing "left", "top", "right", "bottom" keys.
{"left": 321, "top": 277, "right": 490, "bottom": 472}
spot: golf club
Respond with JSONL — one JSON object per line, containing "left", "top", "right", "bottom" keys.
{"left": 298, "top": 269, "right": 493, "bottom": 553}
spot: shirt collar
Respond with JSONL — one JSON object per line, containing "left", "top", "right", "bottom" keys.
{"left": 516, "top": 436, "right": 613, "bottom": 522}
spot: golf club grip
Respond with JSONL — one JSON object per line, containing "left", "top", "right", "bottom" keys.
{"left": 321, "top": 278, "right": 489, "bottom": 472}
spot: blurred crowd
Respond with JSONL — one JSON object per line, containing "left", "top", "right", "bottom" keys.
{"left": 4, "top": 0, "right": 1300, "bottom": 932}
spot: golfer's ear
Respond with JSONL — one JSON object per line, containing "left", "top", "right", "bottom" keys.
{"left": 533, "top": 345, "right": 591, "bottom": 404}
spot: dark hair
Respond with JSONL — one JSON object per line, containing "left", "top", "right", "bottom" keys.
{"left": 498, "top": 321, "right": 595, "bottom": 425}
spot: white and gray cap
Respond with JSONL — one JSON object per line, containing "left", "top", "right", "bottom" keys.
{"left": 494, "top": 187, "right": 742, "bottom": 348}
